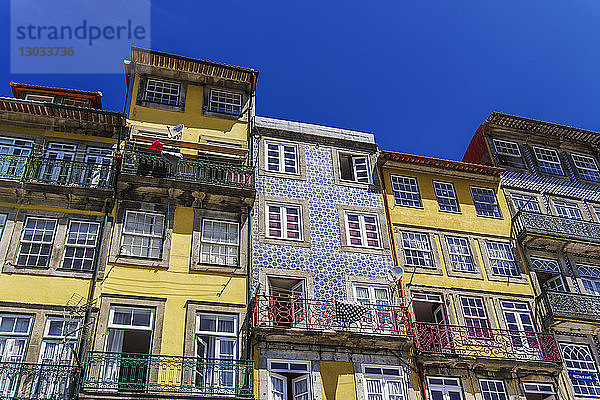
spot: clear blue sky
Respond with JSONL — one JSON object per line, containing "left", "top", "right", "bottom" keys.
{"left": 1, "top": 0, "right": 599, "bottom": 160}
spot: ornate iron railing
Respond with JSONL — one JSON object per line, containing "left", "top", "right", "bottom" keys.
{"left": 0, "top": 154, "right": 114, "bottom": 189}
{"left": 538, "top": 290, "right": 600, "bottom": 323}
{"left": 0, "top": 361, "right": 78, "bottom": 399}
{"left": 253, "top": 295, "right": 412, "bottom": 336}
{"left": 82, "top": 352, "right": 253, "bottom": 397}
{"left": 513, "top": 210, "right": 600, "bottom": 245}
{"left": 413, "top": 322, "right": 561, "bottom": 363}
{"left": 121, "top": 151, "right": 254, "bottom": 190}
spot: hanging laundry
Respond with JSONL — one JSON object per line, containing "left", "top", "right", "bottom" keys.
{"left": 149, "top": 140, "right": 164, "bottom": 151}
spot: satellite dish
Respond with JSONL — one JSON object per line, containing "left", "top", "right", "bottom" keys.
{"left": 388, "top": 265, "right": 404, "bottom": 281}
{"left": 167, "top": 124, "right": 184, "bottom": 139}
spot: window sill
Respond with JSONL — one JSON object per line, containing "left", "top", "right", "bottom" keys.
{"left": 262, "top": 236, "right": 311, "bottom": 248}
{"left": 191, "top": 262, "right": 247, "bottom": 275}
{"left": 340, "top": 244, "right": 388, "bottom": 256}
{"left": 2, "top": 264, "right": 93, "bottom": 278}
{"left": 259, "top": 169, "right": 306, "bottom": 181}
{"left": 438, "top": 209, "right": 462, "bottom": 215}
{"left": 110, "top": 255, "right": 168, "bottom": 269}
{"left": 337, "top": 179, "right": 375, "bottom": 190}
{"left": 394, "top": 203, "right": 424, "bottom": 209}
{"left": 475, "top": 214, "right": 504, "bottom": 220}
{"left": 137, "top": 100, "right": 184, "bottom": 112}
{"left": 202, "top": 109, "right": 245, "bottom": 121}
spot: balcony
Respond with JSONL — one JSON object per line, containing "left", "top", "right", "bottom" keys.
{"left": 0, "top": 361, "right": 77, "bottom": 400}
{"left": 513, "top": 210, "right": 600, "bottom": 255}
{"left": 413, "top": 322, "right": 562, "bottom": 367}
{"left": 81, "top": 352, "right": 253, "bottom": 398}
{"left": 120, "top": 150, "right": 254, "bottom": 192}
{"left": 0, "top": 154, "right": 114, "bottom": 192}
{"left": 252, "top": 295, "right": 412, "bottom": 347}
{"left": 538, "top": 290, "right": 600, "bottom": 326}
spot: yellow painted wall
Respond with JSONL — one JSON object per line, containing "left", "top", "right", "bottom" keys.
{"left": 0, "top": 274, "right": 90, "bottom": 306}
{"left": 101, "top": 205, "right": 247, "bottom": 356}
{"left": 320, "top": 361, "right": 357, "bottom": 400}
{"left": 129, "top": 75, "right": 248, "bottom": 145}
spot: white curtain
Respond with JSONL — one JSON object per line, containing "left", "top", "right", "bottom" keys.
{"left": 101, "top": 330, "right": 124, "bottom": 389}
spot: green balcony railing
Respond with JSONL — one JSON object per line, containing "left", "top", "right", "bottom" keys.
{"left": 121, "top": 151, "right": 254, "bottom": 190}
{"left": 0, "top": 361, "right": 78, "bottom": 400}
{"left": 513, "top": 210, "right": 600, "bottom": 245}
{"left": 538, "top": 289, "right": 600, "bottom": 324}
{"left": 0, "top": 154, "right": 114, "bottom": 190}
{"left": 82, "top": 352, "right": 253, "bottom": 398}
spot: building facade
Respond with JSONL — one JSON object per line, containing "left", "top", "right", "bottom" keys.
{"left": 464, "top": 112, "right": 600, "bottom": 399}
{"left": 250, "top": 117, "right": 412, "bottom": 400}
{"left": 379, "top": 151, "right": 563, "bottom": 400}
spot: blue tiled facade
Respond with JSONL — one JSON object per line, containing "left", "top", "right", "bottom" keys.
{"left": 251, "top": 123, "right": 393, "bottom": 300}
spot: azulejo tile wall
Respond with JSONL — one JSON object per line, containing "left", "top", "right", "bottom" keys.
{"left": 252, "top": 140, "right": 394, "bottom": 300}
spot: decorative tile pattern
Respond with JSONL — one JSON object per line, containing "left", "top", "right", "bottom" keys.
{"left": 252, "top": 140, "right": 393, "bottom": 300}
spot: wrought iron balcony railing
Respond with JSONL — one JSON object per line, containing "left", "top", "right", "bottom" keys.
{"left": 0, "top": 154, "right": 114, "bottom": 190}
{"left": 413, "top": 322, "right": 562, "bottom": 364}
{"left": 82, "top": 352, "right": 253, "bottom": 397}
{"left": 121, "top": 151, "right": 254, "bottom": 190}
{"left": 252, "top": 295, "right": 412, "bottom": 336}
{"left": 513, "top": 210, "right": 600, "bottom": 246}
{"left": 538, "top": 289, "right": 600, "bottom": 323}
{"left": 0, "top": 361, "right": 78, "bottom": 400}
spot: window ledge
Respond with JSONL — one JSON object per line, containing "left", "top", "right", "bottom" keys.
{"left": 340, "top": 244, "right": 388, "bottom": 256}
{"left": 110, "top": 255, "right": 168, "bottom": 269}
{"left": 190, "top": 263, "right": 247, "bottom": 275}
{"left": 262, "top": 236, "right": 311, "bottom": 248}
{"left": 137, "top": 100, "right": 184, "bottom": 112}
{"left": 202, "top": 109, "right": 245, "bottom": 121}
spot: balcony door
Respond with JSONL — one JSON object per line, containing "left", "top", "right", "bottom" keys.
{"left": 0, "top": 137, "right": 33, "bottom": 180}
{"left": 353, "top": 284, "right": 394, "bottom": 333}
{"left": 102, "top": 306, "right": 154, "bottom": 392}
{"left": 267, "top": 277, "right": 306, "bottom": 328}
{"left": 501, "top": 301, "right": 539, "bottom": 360}
{"left": 83, "top": 147, "right": 112, "bottom": 188}
{"left": 41, "top": 143, "right": 76, "bottom": 184}
{"left": 412, "top": 293, "right": 452, "bottom": 354}
{"left": 427, "top": 377, "right": 465, "bottom": 400}
{"left": 0, "top": 314, "right": 33, "bottom": 399}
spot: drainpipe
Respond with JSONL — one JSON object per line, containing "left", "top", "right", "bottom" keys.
{"left": 246, "top": 74, "right": 257, "bottom": 361}
{"left": 417, "top": 363, "right": 428, "bottom": 400}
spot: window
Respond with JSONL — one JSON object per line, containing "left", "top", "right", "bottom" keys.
{"left": 61, "top": 221, "right": 100, "bottom": 271}
{"left": 492, "top": 139, "right": 525, "bottom": 168}
{"left": 62, "top": 97, "right": 89, "bottom": 107}
{"left": 529, "top": 257, "right": 561, "bottom": 273}
{"left": 401, "top": 232, "right": 433, "bottom": 267}
{"left": 266, "top": 142, "right": 299, "bottom": 174}
{"left": 195, "top": 313, "right": 238, "bottom": 393}
{"left": 560, "top": 343, "right": 600, "bottom": 397}
{"left": 460, "top": 297, "right": 490, "bottom": 338}
{"left": 339, "top": 153, "right": 371, "bottom": 184}
{"left": 533, "top": 147, "right": 564, "bottom": 175}
{"left": 144, "top": 79, "right": 180, "bottom": 106}
{"left": 200, "top": 219, "right": 239, "bottom": 266}
{"left": 0, "top": 214, "right": 7, "bottom": 241}
{"left": 480, "top": 380, "right": 508, "bottom": 400}
{"left": 84, "top": 147, "right": 113, "bottom": 188}
{"left": 17, "top": 217, "right": 57, "bottom": 267}
{"left": 571, "top": 153, "right": 600, "bottom": 182}
{"left": 391, "top": 176, "right": 421, "bottom": 207}
{"left": 24, "top": 93, "right": 54, "bottom": 102}
{"left": 578, "top": 264, "right": 600, "bottom": 296}
{"left": 446, "top": 237, "right": 474, "bottom": 272}
{"left": 523, "top": 383, "right": 557, "bottom": 400}
{"left": 40, "top": 142, "right": 76, "bottom": 184}
{"left": 544, "top": 275, "right": 567, "bottom": 292}
{"left": 0, "top": 137, "right": 33, "bottom": 180}
{"left": 344, "top": 212, "right": 381, "bottom": 248}
{"left": 486, "top": 241, "right": 518, "bottom": 277}
{"left": 427, "top": 377, "right": 464, "bottom": 400}
{"left": 501, "top": 301, "right": 536, "bottom": 349}
{"left": 266, "top": 204, "right": 302, "bottom": 241}
{"left": 268, "top": 360, "right": 311, "bottom": 400}
{"left": 0, "top": 314, "right": 33, "bottom": 398}
{"left": 209, "top": 89, "right": 242, "bottom": 115}
{"left": 553, "top": 200, "right": 582, "bottom": 219}
{"left": 511, "top": 193, "right": 540, "bottom": 213}
{"left": 433, "top": 181, "right": 460, "bottom": 212}
{"left": 593, "top": 206, "right": 600, "bottom": 222}
{"left": 363, "top": 365, "right": 407, "bottom": 400}
{"left": 471, "top": 187, "right": 501, "bottom": 218}
{"left": 121, "top": 211, "right": 165, "bottom": 259}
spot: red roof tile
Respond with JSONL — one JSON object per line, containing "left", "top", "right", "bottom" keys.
{"left": 380, "top": 150, "right": 504, "bottom": 176}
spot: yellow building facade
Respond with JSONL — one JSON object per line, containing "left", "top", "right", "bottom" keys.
{"left": 379, "top": 151, "right": 563, "bottom": 400}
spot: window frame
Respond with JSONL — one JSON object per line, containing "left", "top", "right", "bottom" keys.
{"left": 432, "top": 181, "right": 460, "bottom": 213}
{"left": 107, "top": 306, "right": 155, "bottom": 331}
{"left": 571, "top": 153, "right": 600, "bottom": 182}
{"left": 264, "top": 141, "right": 299, "bottom": 175}
{"left": 479, "top": 379, "right": 508, "bottom": 400}
{"left": 199, "top": 219, "right": 240, "bottom": 267}
{"left": 265, "top": 202, "right": 303, "bottom": 242}
{"left": 459, "top": 296, "right": 491, "bottom": 338}
{"left": 24, "top": 94, "right": 55, "bottom": 103}
{"left": 492, "top": 138, "right": 526, "bottom": 168}
{"left": 343, "top": 211, "right": 382, "bottom": 249}
{"left": 532, "top": 146, "right": 564, "bottom": 176}
{"left": 509, "top": 192, "right": 541, "bottom": 214}
{"left": 552, "top": 199, "right": 583, "bottom": 220}
{"left": 427, "top": 377, "right": 465, "bottom": 400}
{"left": 144, "top": 78, "right": 181, "bottom": 106}
{"left": 400, "top": 231, "right": 435, "bottom": 269}
{"left": 446, "top": 236, "right": 475, "bottom": 273}
{"left": 362, "top": 364, "right": 407, "bottom": 400}
{"left": 267, "top": 359, "right": 312, "bottom": 400}
{"left": 390, "top": 175, "right": 422, "bottom": 208}
{"left": 560, "top": 342, "right": 600, "bottom": 398}
{"left": 208, "top": 89, "right": 243, "bottom": 115}
{"left": 485, "top": 240, "right": 519, "bottom": 278}
{"left": 120, "top": 210, "right": 166, "bottom": 260}
{"left": 470, "top": 186, "right": 502, "bottom": 218}
{"left": 16, "top": 216, "right": 58, "bottom": 268}
{"left": 61, "top": 220, "right": 100, "bottom": 271}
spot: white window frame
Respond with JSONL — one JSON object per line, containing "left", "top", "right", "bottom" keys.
{"left": 460, "top": 296, "right": 490, "bottom": 336}
{"left": 265, "top": 141, "right": 299, "bottom": 175}
{"left": 390, "top": 175, "right": 422, "bottom": 208}
{"left": 401, "top": 231, "right": 433, "bottom": 268}
{"left": 265, "top": 203, "right": 303, "bottom": 241}
{"left": 427, "top": 377, "right": 465, "bottom": 400}
{"left": 479, "top": 379, "right": 508, "bottom": 400}
{"left": 553, "top": 200, "right": 582, "bottom": 220}
{"left": 195, "top": 313, "right": 238, "bottom": 338}
{"left": 120, "top": 210, "right": 165, "bottom": 259}
{"left": 107, "top": 306, "right": 154, "bottom": 331}
{"left": 433, "top": 181, "right": 460, "bottom": 213}
{"left": 486, "top": 241, "right": 519, "bottom": 277}
{"left": 571, "top": 153, "right": 600, "bottom": 182}
{"left": 38, "top": 317, "right": 79, "bottom": 364}
{"left": 344, "top": 212, "right": 382, "bottom": 249}
{"left": 362, "top": 365, "right": 407, "bottom": 400}
{"left": 532, "top": 146, "right": 564, "bottom": 175}
{"left": 493, "top": 139, "right": 521, "bottom": 157}
{"left": 523, "top": 382, "right": 556, "bottom": 397}
{"left": 200, "top": 219, "right": 240, "bottom": 266}
{"left": 16, "top": 216, "right": 58, "bottom": 267}
{"left": 144, "top": 78, "right": 180, "bottom": 106}
{"left": 560, "top": 342, "right": 600, "bottom": 398}
{"left": 510, "top": 193, "right": 540, "bottom": 213}
{"left": 340, "top": 154, "right": 371, "bottom": 184}
{"left": 470, "top": 186, "right": 502, "bottom": 218}
{"left": 529, "top": 257, "right": 561, "bottom": 274}
{"left": 61, "top": 220, "right": 100, "bottom": 271}
{"left": 24, "top": 94, "right": 55, "bottom": 102}
{"left": 267, "top": 359, "right": 312, "bottom": 400}
{"left": 62, "top": 97, "right": 90, "bottom": 107}
{"left": 209, "top": 89, "right": 243, "bottom": 115}
{"left": 446, "top": 236, "right": 474, "bottom": 272}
